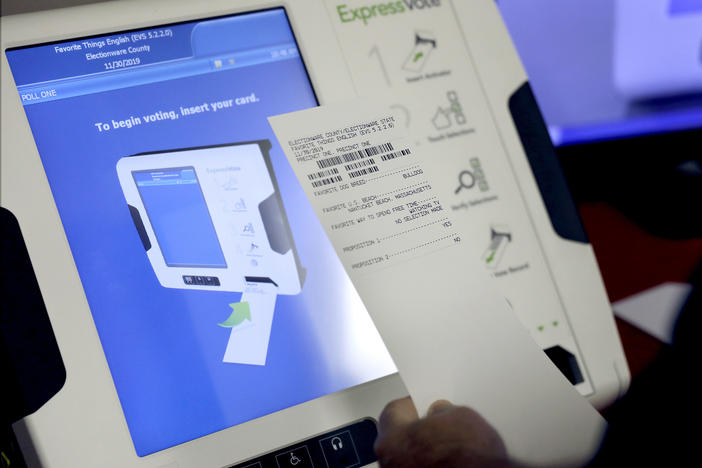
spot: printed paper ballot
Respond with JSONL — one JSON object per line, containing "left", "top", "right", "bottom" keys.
{"left": 269, "top": 100, "right": 606, "bottom": 466}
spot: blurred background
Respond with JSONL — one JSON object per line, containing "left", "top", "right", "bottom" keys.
{"left": 498, "top": 0, "right": 702, "bottom": 380}
{"left": 500, "top": 0, "right": 702, "bottom": 146}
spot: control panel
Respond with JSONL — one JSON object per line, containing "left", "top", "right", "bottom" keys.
{"left": 228, "top": 419, "right": 377, "bottom": 468}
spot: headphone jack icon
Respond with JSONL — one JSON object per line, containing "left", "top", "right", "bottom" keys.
{"left": 331, "top": 436, "right": 343, "bottom": 451}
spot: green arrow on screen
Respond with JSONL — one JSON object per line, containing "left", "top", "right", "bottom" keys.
{"left": 218, "top": 302, "right": 251, "bottom": 328}
{"left": 485, "top": 251, "right": 496, "bottom": 263}
{"left": 413, "top": 51, "right": 424, "bottom": 62}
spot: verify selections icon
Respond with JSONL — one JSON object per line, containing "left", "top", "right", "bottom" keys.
{"left": 454, "top": 157, "right": 489, "bottom": 194}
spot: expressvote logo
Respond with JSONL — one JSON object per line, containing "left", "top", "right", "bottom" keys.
{"left": 337, "top": 0, "right": 441, "bottom": 25}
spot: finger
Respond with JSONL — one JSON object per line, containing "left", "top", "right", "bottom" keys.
{"left": 378, "top": 396, "right": 419, "bottom": 436}
{"left": 426, "top": 399, "right": 454, "bottom": 416}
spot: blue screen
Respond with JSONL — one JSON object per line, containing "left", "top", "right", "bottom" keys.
{"left": 6, "top": 9, "right": 395, "bottom": 456}
{"left": 133, "top": 167, "right": 226, "bottom": 268}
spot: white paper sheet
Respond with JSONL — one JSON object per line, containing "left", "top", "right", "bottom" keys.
{"left": 222, "top": 282, "right": 278, "bottom": 366}
{"left": 269, "top": 99, "right": 606, "bottom": 466}
{"left": 613, "top": 282, "right": 691, "bottom": 344}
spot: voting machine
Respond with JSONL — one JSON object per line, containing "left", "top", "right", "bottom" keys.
{"left": 1, "top": 1, "right": 629, "bottom": 467}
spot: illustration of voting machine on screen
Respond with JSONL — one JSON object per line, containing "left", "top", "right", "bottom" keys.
{"left": 116, "top": 141, "right": 305, "bottom": 365}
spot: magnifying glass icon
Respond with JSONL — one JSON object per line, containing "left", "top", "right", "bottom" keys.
{"left": 455, "top": 170, "right": 476, "bottom": 194}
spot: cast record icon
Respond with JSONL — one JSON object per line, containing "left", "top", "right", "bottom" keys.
{"left": 482, "top": 224, "right": 512, "bottom": 269}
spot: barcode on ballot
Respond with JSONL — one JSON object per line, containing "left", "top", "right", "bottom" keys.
{"left": 311, "top": 175, "right": 343, "bottom": 188}
{"left": 317, "top": 142, "right": 394, "bottom": 169}
{"left": 349, "top": 166, "right": 379, "bottom": 178}
{"left": 307, "top": 167, "right": 339, "bottom": 180}
{"left": 344, "top": 158, "right": 375, "bottom": 171}
{"left": 380, "top": 148, "right": 411, "bottom": 161}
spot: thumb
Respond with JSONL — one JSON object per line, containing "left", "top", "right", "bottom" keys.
{"left": 378, "top": 397, "right": 419, "bottom": 436}
{"left": 426, "top": 399, "right": 454, "bottom": 416}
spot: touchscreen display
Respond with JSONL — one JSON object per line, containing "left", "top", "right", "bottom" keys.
{"left": 133, "top": 167, "right": 226, "bottom": 268}
{"left": 6, "top": 9, "right": 395, "bottom": 456}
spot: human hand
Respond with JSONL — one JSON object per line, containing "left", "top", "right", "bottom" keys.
{"left": 374, "top": 397, "right": 510, "bottom": 468}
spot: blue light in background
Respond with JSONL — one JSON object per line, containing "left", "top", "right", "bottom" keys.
{"left": 669, "top": 0, "right": 702, "bottom": 15}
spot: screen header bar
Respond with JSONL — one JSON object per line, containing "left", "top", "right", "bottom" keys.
{"left": 5, "top": 8, "right": 292, "bottom": 87}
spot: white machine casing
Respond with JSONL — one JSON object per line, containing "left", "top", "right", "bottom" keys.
{"left": 1, "top": 0, "right": 629, "bottom": 467}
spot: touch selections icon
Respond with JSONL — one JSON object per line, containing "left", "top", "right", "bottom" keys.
{"left": 432, "top": 90, "right": 466, "bottom": 130}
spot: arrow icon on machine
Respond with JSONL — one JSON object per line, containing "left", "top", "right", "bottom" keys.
{"left": 218, "top": 301, "right": 251, "bottom": 328}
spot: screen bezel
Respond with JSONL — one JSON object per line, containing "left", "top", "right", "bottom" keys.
{"left": 1, "top": 1, "right": 406, "bottom": 465}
